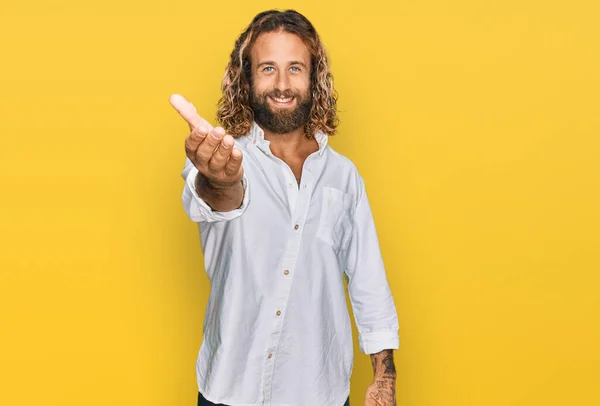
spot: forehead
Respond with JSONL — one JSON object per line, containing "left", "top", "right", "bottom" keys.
{"left": 250, "top": 30, "right": 310, "bottom": 65}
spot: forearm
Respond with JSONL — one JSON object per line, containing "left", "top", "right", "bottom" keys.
{"left": 370, "top": 349, "right": 396, "bottom": 378}
{"left": 369, "top": 349, "right": 397, "bottom": 399}
{"left": 195, "top": 172, "right": 244, "bottom": 212}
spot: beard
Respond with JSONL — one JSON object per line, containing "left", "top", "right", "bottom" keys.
{"left": 249, "top": 83, "right": 312, "bottom": 135}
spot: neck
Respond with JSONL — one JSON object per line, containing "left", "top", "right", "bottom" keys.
{"left": 262, "top": 125, "right": 318, "bottom": 159}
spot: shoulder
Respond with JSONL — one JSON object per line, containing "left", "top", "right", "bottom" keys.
{"left": 324, "top": 146, "right": 360, "bottom": 175}
{"left": 323, "top": 145, "right": 366, "bottom": 203}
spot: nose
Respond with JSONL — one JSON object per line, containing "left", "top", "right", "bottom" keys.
{"left": 274, "top": 70, "right": 291, "bottom": 92}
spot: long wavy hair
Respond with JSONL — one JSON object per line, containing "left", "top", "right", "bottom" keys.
{"left": 217, "top": 9, "right": 339, "bottom": 139}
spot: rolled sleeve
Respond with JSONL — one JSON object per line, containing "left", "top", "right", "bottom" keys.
{"left": 345, "top": 177, "right": 400, "bottom": 355}
{"left": 181, "top": 158, "right": 250, "bottom": 223}
{"left": 358, "top": 330, "right": 400, "bottom": 355}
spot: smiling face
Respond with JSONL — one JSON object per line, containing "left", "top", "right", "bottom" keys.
{"left": 248, "top": 30, "right": 313, "bottom": 134}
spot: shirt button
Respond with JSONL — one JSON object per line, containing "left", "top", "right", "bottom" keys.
{"left": 268, "top": 353, "right": 273, "bottom": 359}
{"left": 276, "top": 310, "right": 281, "bottom": 316}
{"left": 294, "top": 224, "right": 299, "bottom": 230}
{"left": 284, "top": 270, "right": 289, "bottom": 275}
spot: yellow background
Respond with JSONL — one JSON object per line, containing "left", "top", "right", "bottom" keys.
{"left": 1, "top": 0, "right": 599, "bottom": 405}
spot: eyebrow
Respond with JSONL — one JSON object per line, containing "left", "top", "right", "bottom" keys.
{"left": 257, "top": 60, "right": 308, "bottom": 69}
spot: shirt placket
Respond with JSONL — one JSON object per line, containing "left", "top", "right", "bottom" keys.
{"left": 261, "top": 162, "right": 315, "bottom": 405}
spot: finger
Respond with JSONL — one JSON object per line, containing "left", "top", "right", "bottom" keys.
{"left": 169, "top": 94, "right": 213, "bottom": 132}
{"left": 196, "top": 127, "right": 225, "bottom": 169}
{"left": 208, "top": 135, "right": 234, "bottom": 172}
{"left": 224, "top": 147, "right": 243, "bottom": 177}
{"left": 184, "top": 127, "right": 211, "bottom": 157}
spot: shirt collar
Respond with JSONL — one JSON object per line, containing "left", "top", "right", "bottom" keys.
{"left": 248, "top": 122, "right": 329, "bottom": 156}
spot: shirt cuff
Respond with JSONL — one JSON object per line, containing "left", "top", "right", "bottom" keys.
{"left": 358, "top": 330, "right": 400, "bottom": 354}
{"left": 183, "top": 167, "right": 250, "bottom": 223}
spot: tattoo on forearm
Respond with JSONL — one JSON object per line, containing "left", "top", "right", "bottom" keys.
{"left": 382, "top": 351, "right": 396, "bottom": 375}
{"left": 370, "top": 349, "right": 397, "bottom": 376}
{"left": 370, "top": 377, "right": 396, "bottom": 405}
{"left": 369, "top": 350, "right": 397, "bottom": 405}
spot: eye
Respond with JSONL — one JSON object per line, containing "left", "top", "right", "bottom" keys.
{"left": 290, "top": 66, "right": 301, "bottom": 72}
{"left": 262, "top": 66, "right": 275, "bottom": 73}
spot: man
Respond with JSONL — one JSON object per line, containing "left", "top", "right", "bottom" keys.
{"left": 170, "top": 9, "right": 399, "bottom": 406}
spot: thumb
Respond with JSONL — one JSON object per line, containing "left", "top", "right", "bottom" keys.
{"left": 169, "top": 94, "right": 212, "bottom": 132}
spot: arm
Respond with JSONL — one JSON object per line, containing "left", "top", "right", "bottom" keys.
{"left": 194, "top": 171, "right": 244, "bottom": 212}
{"left": 181, "top": 157, "right": 250, "bottom": 223}
{"left": 173, "top": 94, "right": 249, "bottom": 222}
{"left": 366, "top": 349, "right": 397, "bottom": 405}
{"left": 345, "top": 178, "right": 400, "bottom": 354}
{"left": 344, "top": 176, "right": 399, "bottom": 405}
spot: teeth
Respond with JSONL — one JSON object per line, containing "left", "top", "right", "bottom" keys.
{"left": 273, "top": 96, "right": 292, "bottom": 102}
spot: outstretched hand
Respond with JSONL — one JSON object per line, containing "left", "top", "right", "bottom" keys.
{"left": 170, "top": 94, "right": 243, "bottom": 188}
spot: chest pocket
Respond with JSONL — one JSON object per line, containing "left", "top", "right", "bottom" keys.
{"left": 316, "top": 186, "right": 354, "bottom": 251}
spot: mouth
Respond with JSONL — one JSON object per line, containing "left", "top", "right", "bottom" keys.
{"left": 268, "top": 95, "right": 295, "bottom": 107}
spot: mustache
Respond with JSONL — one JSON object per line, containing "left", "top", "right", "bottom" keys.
{"left": 261, "top": 89, "right": 298, "bottom": 99}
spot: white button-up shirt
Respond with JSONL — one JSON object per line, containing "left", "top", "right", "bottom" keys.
{"left": 181, "top": 123, "right": 399, "bottom": 406}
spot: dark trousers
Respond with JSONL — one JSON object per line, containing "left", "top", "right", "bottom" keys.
{"left": 198, "top": 392, "right": 350, "bottom": 406}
